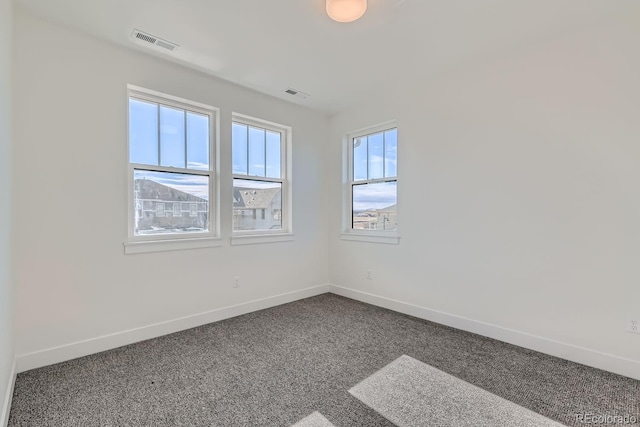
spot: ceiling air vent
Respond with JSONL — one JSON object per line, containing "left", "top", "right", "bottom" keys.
{"left": 284, "top": 88, "right": 310, "bottom": 100}
{"left": 131, "top": 29, "right": 179, "bottom": 52}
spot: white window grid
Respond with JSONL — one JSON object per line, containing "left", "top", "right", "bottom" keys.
{"left": 232, "top": 113, "right": 292, "bottom": 235}
{"left": 127, "top": 85, "right": 219, "bottom": 241}
{"left": 346, "top": 122, "right": 398, "bottom": 233}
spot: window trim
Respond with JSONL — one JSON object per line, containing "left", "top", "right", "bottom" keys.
{"left": 231, "top": 113, "right": 293, "bottom": 243}
{"left": 124, "top": 85, "right": 221, "bottom": 254}
{"left": 342, "top": 121, "right": 399, "bottom": 244}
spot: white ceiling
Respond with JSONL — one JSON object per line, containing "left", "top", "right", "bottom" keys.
{"left": 16, "top": 0, "right": 639, "bottom": 115}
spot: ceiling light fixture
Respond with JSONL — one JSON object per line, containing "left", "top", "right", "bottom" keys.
{"left": 326, "top": 0, "right": 367, "bottom": 23}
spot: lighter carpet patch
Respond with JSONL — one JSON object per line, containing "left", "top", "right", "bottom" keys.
{"left": 292, "top": 411, "right": 336, "bottom": 427}
{"left": 349, "top": 355, "right": 566, "bottom": 427}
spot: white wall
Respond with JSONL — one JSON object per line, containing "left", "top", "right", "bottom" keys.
{"left": 329, "top": 20, "right": 640, "bottom": 378}
{"left": 0, "top": 0, "right": 15, "bottom": 423}
{"left": 12, "top": 11, "right": 330, "bottom": 368}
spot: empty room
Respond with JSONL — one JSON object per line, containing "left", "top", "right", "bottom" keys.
{"left": 1, "top": 0, "right": 639, "bottom": 426}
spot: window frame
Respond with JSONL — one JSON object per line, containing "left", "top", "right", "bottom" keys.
{"left": 124, "top": 85, "right": 221, "bottom": 254}
{"left": 342, "top": 121, "right": 400, "bottom": 245}
{"left": 231, "top": 113, "right": 293, "bottom": 245}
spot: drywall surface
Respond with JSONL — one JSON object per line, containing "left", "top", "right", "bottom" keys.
{"left": 329, "top": 20, "right": 640, "bottom": 371}
{"left": 12, "top": 11, "right": 330, "bottom": 361}
{"left": 0, "top": 0, "right": 15, "bottom": 422}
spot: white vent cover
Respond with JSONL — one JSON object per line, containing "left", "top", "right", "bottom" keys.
{"left": 131, "top": 29, "right": 179, "bottom": 52}
{"left": 284, "top": 88, "right": 310, "bottom": 99}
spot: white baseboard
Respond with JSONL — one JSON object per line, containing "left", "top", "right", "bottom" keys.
{"left": 329, "top": 284, "right": 640, "bottom": 381}
{"left": 1, "top": 358, "right": 16, "bottom": 427}
{"left": 15, "top": 283, "right": 640, "bottom": 381}
{"left": 17, "top": 284, "right": 331, "bottom": 373}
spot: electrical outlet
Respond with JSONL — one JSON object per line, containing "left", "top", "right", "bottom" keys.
{"left": 233, "top": 276, "right": 240, "bottom": 288}
{"left": 628, "top": 318, "right": 639, "bottom": 334}
{"left": 366, "top": 270, "right": 373, "bottom": 280}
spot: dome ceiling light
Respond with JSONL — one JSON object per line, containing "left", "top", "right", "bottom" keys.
{"left": 326, "top": 0, "right": 367, "bottom": 23}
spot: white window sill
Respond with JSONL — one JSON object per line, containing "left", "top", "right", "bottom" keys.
{"left": 124, "top": 237, "right": 223, "bottom": 254}
{"left": 230, "top": 233, "right": 295, "bottom": 246}
{"left": 340, "top": 232, "right": 400, "bottom": 245}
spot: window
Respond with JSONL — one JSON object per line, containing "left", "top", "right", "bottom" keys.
{"left": 344, "top": 123, "right": 398, "bottom": 243}
{"left": 232, "top": 114, "right": 291, "bottom": 238}
{"left": 126, "top": 86, "right": 220, "bottom": 253}
{"left": 155, "top": 203, "right": 165, "bottom": 218}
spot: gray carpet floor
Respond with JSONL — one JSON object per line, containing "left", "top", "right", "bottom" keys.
{"left": 8, "top": 293, "right": 640, "bottom": 426}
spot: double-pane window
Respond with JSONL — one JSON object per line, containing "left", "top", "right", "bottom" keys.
{"left": 350, "top": 126, "right": 398, "bottom": 232}
{"left": 232, "top": 116, "right": 290, "bottom": 233}
{"left": 128, "top": 88, "right": 216, "bottom": 239}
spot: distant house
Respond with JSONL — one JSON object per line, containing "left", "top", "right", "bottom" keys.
{"left": 134, "top": 179, "right": 208, "bottom": 234}
{"left": 353, "top": 204, "right": 397, "bottom": 231}
{"left": 375, "top": 204, "right": 397, "bottom": 231}
{"left": 233, "top": 187, "right": 282, "bottom": 230}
